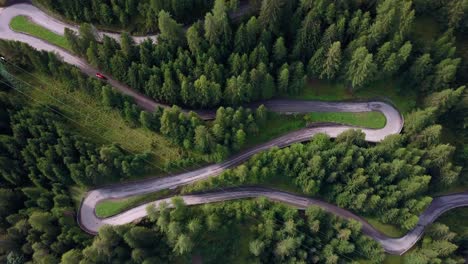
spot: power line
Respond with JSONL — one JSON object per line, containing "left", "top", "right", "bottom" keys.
{"left": 0, "top": 77, "right": 370, "bottom": 261}
{"left": 1, "top": 60, "right": 204, "bottom": 169}
{"left": 0, "top": 77, "right": 167, "bottom": 174}
{"left": 0, "top": 64, "right": 373, "bottom": 262}
{"left": 0, "top": 64, "right": 208, "bottom": 176}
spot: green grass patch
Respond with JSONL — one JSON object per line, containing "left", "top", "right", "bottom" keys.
{"left": 305, "top": 111, "right": 386, "bottom": 129}
{"left": 10, "top": 16, "right": 71, "bottom": 51}
{"left": 247, "top": 110, "right": 386, "bottom": 148}
{"left": 293, "top": 78, "right": 416, "bottom": 114}
{"left": 95, "top": 189, "right": 172, "bottom": 218}
{"left": 15, "top": 72, "right": 207, "bottom": 178}
{"left": 246, "top": 112, "right": 305, "bottom": 146}
{"left": 365, "top": 217, "right": 405, "bottom": 238}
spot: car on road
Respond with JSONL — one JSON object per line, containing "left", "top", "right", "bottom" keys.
{"left": 95, "top": 73, "right": 107, "bottom": 80}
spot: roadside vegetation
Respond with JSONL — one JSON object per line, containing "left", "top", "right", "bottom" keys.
{"left": 294, "top": 79, "right": 417, "bottom": 114}
{"left": 365, "top": 218, "right": 404, "bottom": 238}
{"left": 33, "top": 0, "right": 241, "bottom": 34}
{"left": 10, "top": 15, "right": 71, "bottom": 50}
{"left": 305, "top": 111, "right": 386, "bottom": 129}
{"left": 14, "top": 72, "right": 204, "bottom": 176}
{"left": 0, "top": 0, "right": 467, "bottom": 262}
{"left": 95, "top": 190, "right": 172, "bottom": 218}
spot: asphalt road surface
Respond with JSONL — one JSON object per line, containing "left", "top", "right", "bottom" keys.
{"left": 1, "top": 2, "right": 467, "bottom": 256}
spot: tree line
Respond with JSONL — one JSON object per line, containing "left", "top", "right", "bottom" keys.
{"left": 75, "top": 198, "right": 384, "bottom": 263}
{"left": 0, "top": 83, "right": 381, "bottom": 264}
{"left": 185, "top": 87, "right": 465, "bottom": 231}
{"left": 0, "top": 39, "right": 269, "bottom": 164}
{"left": 34, "top": 0, "right": 241, "bottom": 33}
{"left": 102, "top": 84, "right": 267, "bottom": 161}
{"left": 0, "top": 81, "right": 149, "bottom": 188}
{"left": 64, "top": 0, "right": 461, "bottom": 109}
{"left": 0, "top": 90, "right": 380, "bottom": 262}
{"left": 0, "top": 85, "right": 129, "bottom": 263}
{"left": 405, "top": 222, "right": 464, "bottom": 263}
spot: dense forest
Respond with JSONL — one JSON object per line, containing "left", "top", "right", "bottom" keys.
{"left": 0, "top": 84, "right": 384, "bottom": 262}
{"left": 0, "top": 0, "right": 467, "bottom": 262}
{"left": 0, "top": 40, "right": 269, "bottom": 162}
{"left": 33, "top": 0, "right": 244, "bottom": 33}
{"left": 185, "top": 88, "right": 465, "bottom": 231}
{"left": 62, "top": 0, "right": 464, "bottom": 109}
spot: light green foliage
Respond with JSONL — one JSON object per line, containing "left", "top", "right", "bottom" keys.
{"left": 158, "top": 10, "right": 185, "bottom": 45}
{"left": 404, "top": 223, "right": 463, "bottom": 263}
{"left": 10, "top": 16, "right": 70, "bottom": 50}
{"left": 346, "top": 47, "right": 377, "bottom": 90}
{"left": 320, "top": 41, "right": 342, "bottom": 80}
{"left": 186, "top": 108, "right": 460, "bottom": 230}
{"left": 304, "top": 111, "right": 386, "bottom": 129}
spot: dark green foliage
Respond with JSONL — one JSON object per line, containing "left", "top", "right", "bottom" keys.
{"left": 414, "top": 0, "right": 468, "bottom": 32}
{"left": 405, "top": 223, "right": 464, "bottom": 263}
{"left": 65, "top": 0, "right": 461, "bottom": 106}
{"left": 34, "top": 0, "right": 219, "bottom": 33}
{"left": 1, "top": 107, "right": 149, "bottom": 187}
{"left": 187, "top": 107, "right": 462, "bottom": 230}
{"left": 0, "top": 79, "right": 150, "bottom": 263}
{"left": 158, "top": 105, "right": 262, "bottom": 160}
{"left": 121, "top": 198, "right": 384, "bottom": 263}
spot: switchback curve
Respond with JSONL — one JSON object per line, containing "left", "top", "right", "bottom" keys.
{"left": 0, "top": 3, "right": 467, "bottom": 256}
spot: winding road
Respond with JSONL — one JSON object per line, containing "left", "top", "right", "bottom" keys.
{"left": 1, "top": 1, "right": 467, "bottom": 256}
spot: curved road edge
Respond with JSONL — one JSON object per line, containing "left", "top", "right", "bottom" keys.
{"left": 1, "top": 1, "right": 467, "bottom": 257}
{"left": 80, "top": 187, "right": 468, "bottom": 255}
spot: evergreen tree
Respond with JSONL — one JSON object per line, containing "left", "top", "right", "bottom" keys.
{"left": 158, "top": 10, "right": 185, "bottom": 45}
{"left": 273, "top": 37, "right": 287, "bottom": 65}
{"left": 320, "top": 41, "right": 342, "bottom": 80}
{"left": 346, "top": 47, "right": 377, "bottom": 91}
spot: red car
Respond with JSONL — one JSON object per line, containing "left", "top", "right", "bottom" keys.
{"left": 95, "top": 73, "right": 107, "bottom": 80}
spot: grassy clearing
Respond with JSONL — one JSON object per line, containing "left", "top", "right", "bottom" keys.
{"left": 95, "top": 189, "right": 172, "bottom": 218}
{"left": 365, "top": 217, "right": 405, "bottom": 238}
{"left": 247, "top": 110, "right": 386, "bottom": 147}
{"left": 293, "top": 78, "right": 416, "bottom": 114}
{"left": 10, "top": 16, "right": 71, "bottom": 51}
{"left": 246, "top": 112, "right": 305, "bottom": 146}
{"left": 305, "top": 111, "right": 386, "bottom": 129}
{"left": 15, "top": 72, "right": 206, "bottom": 177}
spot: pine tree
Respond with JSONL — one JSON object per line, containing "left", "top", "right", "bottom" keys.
{"left": 234, "top": 24, "right": 248, "bottom": 53}
{"left": 320, "top": 41, "right": 342, "bottom": 80}
{"left": 158, "top": 10, "right": 185, "bottom": 45}
{"left": 259, "top": 0, "right": 285, "bottom": 34}
{"left": 307, "top": 47, "right": 325, "bottom": 77}
{"left": 273, "top": 37, "right": 287, "bottom": 65}
{"left": 293, "top": 10, "right": 321, "bottom": 60}
{"left": 120, "top": 32, "right": 136, "bottom": 60}
{"left": 204, "top": 0, "right": 231, "bottom": 46}
{"left": 278, "top": 66, "right": 290, "bottom": 93}
{"left": 194, "top": 125, "right": 214, "bottom": 153}
{"left": 346, "top": 47, "right": 377, "bottom": 91}
{"left": 186, "top": 22, "right": 203, "bottom": 54}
